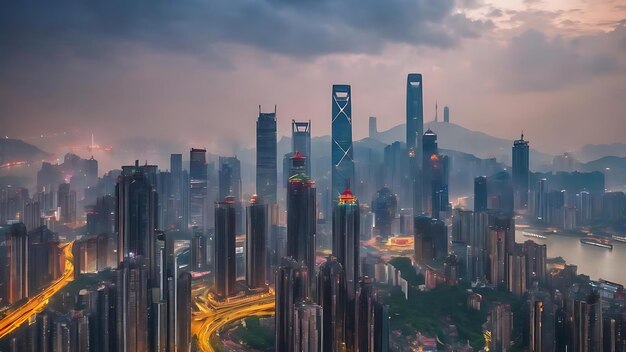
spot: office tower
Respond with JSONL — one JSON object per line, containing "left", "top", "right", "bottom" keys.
{"left": 587, "top": 292, "right": 603, "bottom": 352}
{"left": 317, "top": 256, "right": 346, "bottom": 352}
{"left": 369, "top": 116, "right": 377, "bottom": 139}
{"left": 116, "top": 256, "right": 149, "bottom": 352}
{"left": 4, "top": 223, "right": 28, "bottom": 304}
{"left": 219, "top": 156, "right": 243, "bottom": 233}
{"left": 573, "top": 299, "right": 589, "bottom": 352}
{"left": 513, "top": 133, "right": 530, "bottom": 209}
{"left": 406, "top": 74, "right": 424, "bottom": 153}
{"left": 275, "top": 257, "right": 309, "bottom": 352}
{"left": 176, "top": 271, "right": 192, "bottom": 352}
{"left": 333, "top": 187, "right": 360, "bottom": 302}
{"left": 257, "top": 107, "right": 278, "bottom": 205}
{"left": 287, "top": 152, "right": 317, "bottom": 295}
{"left": 523, "top": 240, "right": 547, "bottom": 287}
{"left": 246, "top": 195, "right": 267, "bottom": 289}
{"left": 578, "top": 191, "right": 592, "bottom": 225}
{"left": 529, "top": 300, "right": 543, "bottom": 352}
{"left": 372, "top": 188, "right": 397, "bottom": 239}
{"left": 214, "top": 196, "right": 236, "bottom": 299}
{"left": 58, "top": 183, "right": 76, "bottom": 224}
{"left": 170, "top": 153, "right": 187, "bottom": 229}
{"left": 356, "top": 276, "right": 389, "bottom": 352}
{"left": 293, "top": 299, "right": 323, "bottom": 352}
{"left": 444, "top": 254, "right": 459, "bottom": 286}
{"left": 331, "top": 84, "right": 355, "bottom": 199}
{"left": 23, "top": 200, "right": 42, "bottom": 232}
{"left": 474, "top": 176, "right": 488, "bottom": 212}
{"left": 292, "top": 120, "right": 312, "bottom": 177}
{"left": 430, "top": 218, "right": 448, "bottom": 260}
{"left": 534, "top": 178, "right": 548, "bottom": 223}
{"left": 555, "top": 306, "right": 570, "bottom": 352}
{"left": 189, "top": 148, "right": 208, "bottom": 231}
{"left": 191, "top": 232, "right": 206, "bottom": 271}
{"left": 116, "top": 161, "right": 158, "bottom": 281}
{"left": 443, "top": 105, "right": 449, "bottom": 123}
{"left": 413, "top": 214, "right": 429, "bottom": 263}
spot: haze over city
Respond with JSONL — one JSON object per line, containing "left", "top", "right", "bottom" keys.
{"left": 1, "top": 1, "right": 626, "bottom": 352}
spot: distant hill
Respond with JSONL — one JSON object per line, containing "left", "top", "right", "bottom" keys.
{"left": 580, "top": 156, "right": 626, "bottom": 191}
{"left": 0, "top": 138, "right": 49, "bottom": 164}
{"left": 575, "top": 143, "right": 626, "bottom": 163}
{"left": 373, "top": 121, "right": 554, "bottom": 171}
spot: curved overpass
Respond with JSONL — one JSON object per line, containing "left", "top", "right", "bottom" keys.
{"left": 0, "top": 241, "right": 75, "bottom": 339}
{"left": 192, "top": 288, "right": 275, "bottom": 352}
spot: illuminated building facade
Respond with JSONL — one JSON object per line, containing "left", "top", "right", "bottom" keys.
{"left": 257, "top": 108, "right": 278, "bottom": 205}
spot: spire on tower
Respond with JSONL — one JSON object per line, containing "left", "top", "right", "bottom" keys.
{"left": 435, "top": 101, "right": 438, "bottom": 122}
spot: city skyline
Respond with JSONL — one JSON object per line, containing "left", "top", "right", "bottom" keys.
{"left": 1, "top": 1, "right": 625, "bottom": 155}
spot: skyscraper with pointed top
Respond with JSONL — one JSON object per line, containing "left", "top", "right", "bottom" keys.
{"left": 332, "top": 84, "right": 355, "bottom": 200}
{"left": 512, "top": 133, "right": 530, "bottom": 210}
{"left": 407, "top": 74, "right": 424, "bottom": 215}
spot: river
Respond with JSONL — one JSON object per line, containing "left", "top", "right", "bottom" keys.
{"left": 515, "top": 230, "right": 626, "bottom": 285}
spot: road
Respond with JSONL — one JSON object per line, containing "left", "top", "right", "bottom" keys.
{"left": 0, "top": 241, "right": 74, "bottom": 339}
{"left": 192, "top": 287, "right": 275, "bottom": 352}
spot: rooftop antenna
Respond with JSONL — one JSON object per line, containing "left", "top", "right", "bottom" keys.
{"left": 274, "top": 104, "right": 277, "bottom": 114}
{"left": 259, "top": 105, "right": 261, "bottom": 114}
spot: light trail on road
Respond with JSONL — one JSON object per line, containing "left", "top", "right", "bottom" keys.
{"left": 192, "top": 288, "right": 275, "bottom": 352}
{"left": 0, "top": 241, "right": 74, "bottom": 339}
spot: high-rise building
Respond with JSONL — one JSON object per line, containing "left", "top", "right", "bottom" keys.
{"left": 293, "top": 299, "right": 323, "bottom": 352}
{"left": 523, "top": 240, "right": 547, "bottom": 287}
{"left": 214, "top": 196, "right": 237, "bottom": 299}
{"left": 246, "top": 195, "right": 267, "bottom": 289}
{"left": 189, "top": 148, "right": 208, "bottom": 230}
{"left": 292, "top": 120, "right": 312, "bottom": 177}
{"left": 170, "top": 153, "right": 187, "bottom": 230}
{"left": 275, "top": 257, "right": 309, "bottom": 352}
{"left": 4, "top": 223, "right": 28, "bottom": 304}
{"left": 443, "top": 105, "right": 450, "bottom": 123}
{"left": 257, "top": 108, "right": 277, "bottom": 205}
{"left": 333, "top": 187, "right": 360, "bottom": 302}
{"left": 115, "top": 161, "right": 158, "bottom": 282}
{"left": 474, "top": 176, "right": 488, "bottom": 212}
{"left": 116, "top": 256, "right": 149, "bottom": 352}
{"left": 356, "top": 276, "right": 389, "bottom": 352}
{"left": 331, "top": 84, "right": 355, "bottom": 200}
{"left": 372, "top": 188, "right": 397, "bottom": 239}
{"left": 176, "top": 271, "right": 192, "bottom": 352}
{"left": 513, "top": 133, "right": 530, "bottom": 209}
{"left": 58, "top": 183, "right": 76, "bottom": 224}
{"left": 191, "top": 232, "right": 206, "bottom": 271}
{"left": 317, "top": 256, "right": 346, "bottom": 352}
{"left": 407, "top": 74, "right": 424, "bottom": 215}
{"left": 529, "top": 300, "right": 543, "bottom": 352}
{"left": 368, "top": 116, "right": 377, "bottom": 139}
{"left": 219, "top": 156, "right": 243, "bottom": 233}
{"left": 287, "top": 152, "right": 317, "bottom": 295}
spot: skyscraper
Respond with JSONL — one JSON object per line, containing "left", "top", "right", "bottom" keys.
{"left": 275, "top": 257, "right": 309, "bottom": 352}
{"left": 331, "top": 84, "right": 355, "bottom": 199}
{"left": 115, "top": 161, "right": 158, "bottom": 282}
{"left": 5, "top": 223, "right": 28, "bottom": 304}
{"left": 293, "top": 299, "right": 323, "bottom": 352}
{"left": 474, "top": 176, "right": 488, "bottom": 212}
{"left": 407, "top": 74, "right": 424, "bottom": 215}
{"left": 292, "top": 120, "right": 312, "bottom": 177}
{"left": 443, "top": 105, "right": 450, "bottom": 123}
{"left": 256, "top": 108, "right": 277, "bottom": 205}
{"left": 287, "top": 152, "right": 317, "bottom": 295}
{"left": 368, "top": 116, "right": 377, "bottom": 139}
{"left": 214, "top": 196, "right": 237, "bottom": 299}
{"left": 116, "top": 256, "right": 149, "bottom": 352}
{"left": 333, "top": 187, "right": 360, "bottom": 350}
{"left": 246, "top": 195, "right": 267, "bottom": 289}
{"left": 219, "top": 156, "right": 243, "bottom": 233}
{"left": 513, "top": 133, "right": 530, "bottom": 209}
{"left": 317, "top": 256, "right": 346, "bottom": 352}
{"left": 189, "top": 148, "right": 208, "bottom": 230}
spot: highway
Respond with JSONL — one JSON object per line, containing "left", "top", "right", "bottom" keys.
{"left": 0, "top": 241, "right": 75, "bottom": 339}
{"left": 192, "top": 287, "right": 275, "bottom": 352}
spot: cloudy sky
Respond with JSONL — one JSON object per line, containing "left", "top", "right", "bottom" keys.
{"left": 1, "top": 0, "right": 625, "bottom": 155}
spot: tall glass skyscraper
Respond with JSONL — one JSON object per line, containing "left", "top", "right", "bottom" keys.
{"left": 287, "top": 152, "right": 317, "bottom": 296}
{"left": 256, "top": 108, "right": 277, "bottom": 205}
{"left": 407, "top": 74, "right": 424, "bottom": 214}
{"left": 246, "top": 195, "right": 267, "bottom": 289}
{"left": 331, "top": 84, "right": 355, "bottom": 200}
{"left": 214, "top": 196, "right": 236, "bottom": 299}
{"left": 332, "top": 187, "right": 360, "bottom": 350}
{"left": 292, "top": 120, "right": 311, "bottom": 176}
{"left": 189, "top": 148, "right": 207, "bottom": 230}
{"left": 512, "top": 133, "right": 530, "bottom": 209}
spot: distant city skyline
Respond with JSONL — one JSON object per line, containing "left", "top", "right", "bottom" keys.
{"left": 1, "top": 1, "right": 625, "bottom": 155}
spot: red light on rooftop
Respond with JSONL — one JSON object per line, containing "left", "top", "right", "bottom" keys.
{"left": 292, "top": 151, "right": 306, "bottom": 159}
{"left": 338, "top": 187, "right": 357, "bottom": 204}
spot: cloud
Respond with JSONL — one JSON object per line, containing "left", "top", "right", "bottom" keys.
{"left": 0, "top": 0, "right": 491, "bottom": 62}
{"left": 489, "top": 25, "right": 626, "bottom": 92}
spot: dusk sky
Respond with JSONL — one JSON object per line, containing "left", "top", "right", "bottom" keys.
{"left": 1, "top": 0, "right": 625, "bottom": 155}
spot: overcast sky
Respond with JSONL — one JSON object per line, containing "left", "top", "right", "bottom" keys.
{"left": 1, "top": 0, "right": 625, "bottom": 155}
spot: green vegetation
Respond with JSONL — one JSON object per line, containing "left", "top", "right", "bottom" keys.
{"left": 384, "top": 257, "right": 525, "bottom": 350}
{"left": 235, "top": 317, "right": 274, "bottom": 351}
